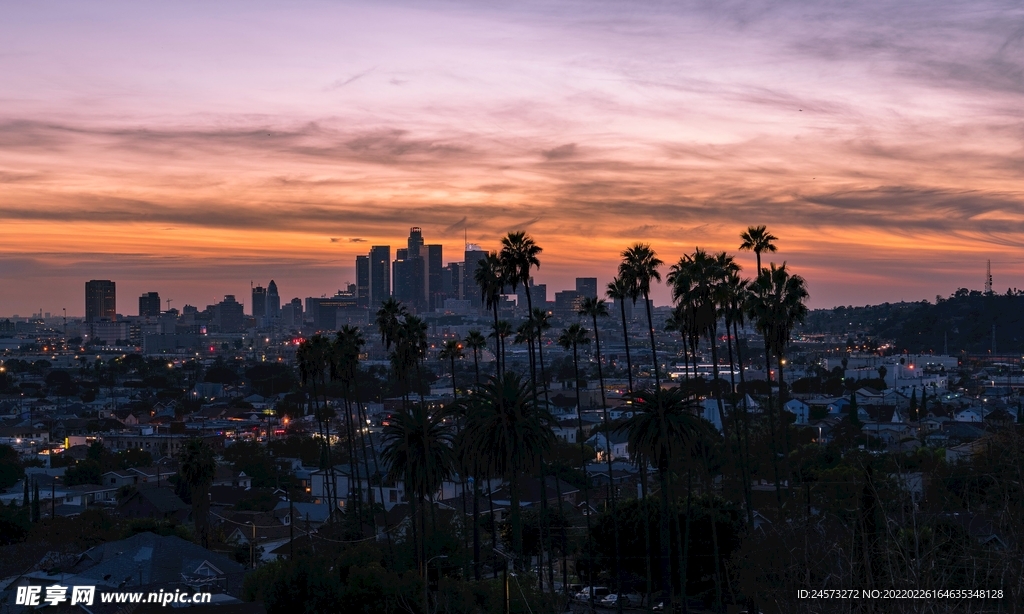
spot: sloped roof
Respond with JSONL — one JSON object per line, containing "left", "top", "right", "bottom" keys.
{"left": 72, "top": 532, "right": 244, "bottom": 587}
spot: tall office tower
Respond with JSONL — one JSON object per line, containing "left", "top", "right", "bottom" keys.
{"left": 407, "top": 227, "right": 424, "bottom": 259}
{"left": 368, "top": 246, "right": 391, "bottom": 310}
{"left": 425, "top": 244, "right": 443, "bottom": 309}
{"left": 267, "top": 280, "right": 281, "bottom": 318}
{"left": 138, "top": 292, "right": 161, "bottom": 317}
{"left": 576, "top": 277, "right": 598, "bottom": 299}
{"left": 280, "top": 297, "right": 304, "bottom": 327}
{"left": 392, "top": 248, "right": 415, "bottom": 307}
{"left": 463, "top": 244, "right": 487, "bottom": 309}
{"left": 252, "top": 285, "right": 267, "bottom": 320}
{"left": 85, "top": 280, "right": 116, "bottom": 323}
{"left": 355, "top": 255, "right": 370, "bottom": 308}
{"left": 442, "top": 262, "right": 463, "bottom": 301}
{"left": 215, "top": 295, "right": 245, "bottom": 332}
{"left": 515, "top": 279, "right": 547, "bottom": 313}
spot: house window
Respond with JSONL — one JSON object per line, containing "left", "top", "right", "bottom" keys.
{"left": 389, "top": 490, "right": 397, "bottom": 503}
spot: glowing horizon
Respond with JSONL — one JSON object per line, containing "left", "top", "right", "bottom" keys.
{"left": 3, "top": 0, "right": 1024, "bottom": 316}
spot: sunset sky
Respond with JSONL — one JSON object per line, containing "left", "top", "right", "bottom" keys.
{"left": 3, "top": 0, "right": 1024, "bottom": 316}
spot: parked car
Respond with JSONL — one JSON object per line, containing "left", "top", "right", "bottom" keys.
{"left": 601, "top": 593, "right": 641, "bottom": 607}
{"left": 574, "top": 587, "right": 610, "bottom": 601}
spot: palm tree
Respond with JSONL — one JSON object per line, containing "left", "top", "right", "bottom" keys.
{"left": 579, "top": 297, "right": 624, "bottom": 612}
{"left": 490, "top": 320, "right": 513, "bottom": 371}
{"left": 500, "top": 231, "right": 542, "bottom": 317}
{"left": 747, "top": 262, "right": 809, "bottom": 508}
{"left": 332, "top": 326, "right": 365, "bottom": 519}
{"left": 620, "top": 244, "right": 663, "bottom": 391}
{"left": 475, "top": 253, "right": 505, "bottom": 374}
{"left": 439, "top": 338, "right": 464, "bottom": 399}
{"left": 739, "top": 225, "right": 778, "bottom": 273}
{"left": 179, "top": 438, "right": 216, "bottom": 548}
{"left": 617, "top": 387, "right": 712, "bottom": 612}
{"left": 464, "top": 330, "right": 487, "bottom": 386}
{"left": 461, "top": 373, "right": 555, "bottom": 567}
{"left": 375, "top": 297, "right": 408, "bottom": 351}
{"left": 558, "top": 323, "right": 599, "bottom": 603}
{"left": 722, "top": 271, "right": 756, "bottom": 526}
{"left": 297, "top": 335, "right": 338, "bottom": 516}
{"left": 381, "top": 401, "right": 456, "bottom": 575}
{"left": 337, "top": 326, "right": 393, "bottom": 543}
{"left": 606, "top": 276, "right": 637, "bottom": 394}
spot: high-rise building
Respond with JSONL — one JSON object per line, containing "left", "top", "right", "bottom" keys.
{"left": 393, "top": 248, "right": 423, "bottom": 309}
{"left": 425, "top": 244, "right": 443, "bottom": 309}
{"left": 138, "top": 292, "right": 161, "bottom": 317}
{"left": 463, "top": 245, "right": 487, "bottom": 309}
{"left": 85, "top": 280, "right": 116, "bottom": 323}
{"left": 515, "top": 279, "right": 547, "bottom": 313}
{"left": 442, "top": 262, "right": 463, "bottom": 302}
{"left": 355, "top": 255, "right": 370, "bottom": 308}
{"left": 281, "top": 297, "right": 304, "bottom": 328}
{"left": 215, "top": 295, "right": 245, "bottom": 332}
{"left": 368, "top": 246, "right": 391, "bottom": 310}
{"left": 267, "top": 280, "right": 281, "bottom": 318}
{"left": 576, "top": 277, "right": 598, "bottom": 299}
{"left": 407, "top": 227, "right": 424, "bottom": 259}
{"left": 252, "top": 285, "right": 267, "bottom": 320}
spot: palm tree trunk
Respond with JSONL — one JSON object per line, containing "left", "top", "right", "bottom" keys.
{"left": 488, "top": 484, "right": 498, "bottom": 579}
{"left": 734, "top": 319, "right": 755, "bottom": 527}
{"left": 763, "top": 339, "right": 783, "bottom": 509}
{"left": 640, "top": 461, "right": 654, "bottom": 614}
{"left": 619, "top": 299, "right": 634, "bottom": 394}
{"left": 709, "top": 327, "right": 728, "bottom": 441}
{"left": 473, "top": 349, "right": 480, "bottom": 387}
{"left": 493, "top": 305, "right": 501, "bottom": 376}
{"left": 726, "top": 322, "right": 754, "bottom": 527}
{"left": 572, "top": 343, "right": 596, "bottom": 610}
{"left": 473, "top": 471, "right": 482, "bottom": 581}
{"left": 535, "top": 330, "right": 557, "bottom": 594}
{"left": 592, "top": 313, "right": 623, "bottom": 614}
{"left": 657, "top": 461, "right": 673, "bottom": 612}
{"left": 644, "top": 293, "right": 660, "bottom": 391}
{"left": 681, "top": 466, "right": 692, "bottom": 613}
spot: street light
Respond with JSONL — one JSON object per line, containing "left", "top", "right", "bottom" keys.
{"left": 424, "top": 555, "right": 448, "bottom": 612}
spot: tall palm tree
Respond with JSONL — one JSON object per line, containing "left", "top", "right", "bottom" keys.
{"left": 747, "top": 262, "right": 808, "bottom": 507}
{"left": 439, "top": 338, "right": 464, "bottom": 399}
{"left": 297, "top": 335, "right": 338, "bottom": 516}
{"left": 500, "top": 231, "right": 542, "bottom": 318}
{"left": 722, "top": 271, "right": 756, "bottom": 526}
{"left": 381, "top": 401, "right": 456, "bottom": 575}
{"left": 337, "top": 326, "right": 393, "bottom": 543}
{"left": 620, "top": 244, "right": 663, "bottom": 391}
{"left": 464, "top": 330, "right": 487, "bottom": 386}
{"left": 558, "top": 323, "right": 599, "bottom": 604}
{"left": 332, "top": 326, "right": 365, "bottom": 519}
{"left": 607, "top": 276, "right": 637, "bottom": 394}
{"left": 375, "top": 297, "right": 408, "bottom": 351}
{"left": 475, "top": 253, "right": 505, "bottom": 374}
{"left": 579, "top": 297, "right": 624, "bottom": 612}
{"left": 617, "top": 388, "right": 711, "bottom": 612}
{"left": 179, "top": 438, "right": 216, "bottom": 548}
{"left": 461, "top": 373, "right": 555, "bottom": 567}
{"left": 739, "top": 225, "right": 778, "bottom": 273}
{"left": 490, "top": 320, "right": 513, "bottom": 371}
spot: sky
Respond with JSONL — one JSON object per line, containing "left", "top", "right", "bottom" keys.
{"left": 3, "top": 0, "right": 1024, "bottom": 316}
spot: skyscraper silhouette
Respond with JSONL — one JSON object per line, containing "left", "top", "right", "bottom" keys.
{"left": 85, "top": 280, "right": 116, "bottom": 323}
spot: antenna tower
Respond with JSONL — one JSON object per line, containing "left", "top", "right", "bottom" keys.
{"left": 985, "top": 260, "right": 993, "bottom": 294}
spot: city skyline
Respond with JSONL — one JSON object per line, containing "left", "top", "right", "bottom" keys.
{"left": 4, "top": 1, "right": 1024, "bottom": 315}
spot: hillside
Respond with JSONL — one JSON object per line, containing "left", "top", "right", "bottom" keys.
{"left": 804, "top": 290, "right": 1024, "bottom": 354}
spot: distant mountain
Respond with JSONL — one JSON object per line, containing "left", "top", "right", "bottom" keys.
{"left": 804, "top": 290, "right": 1024, "bottom": 354}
